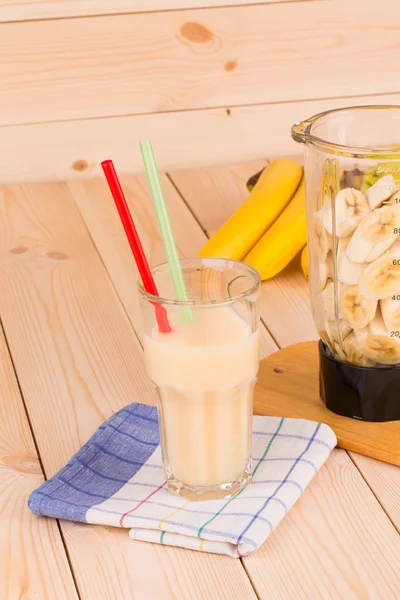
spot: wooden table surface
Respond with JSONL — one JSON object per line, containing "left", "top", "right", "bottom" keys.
{"left": 1, "top": 160, "right": 400, "bottom": 600}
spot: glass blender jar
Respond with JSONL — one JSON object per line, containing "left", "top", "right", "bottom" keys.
{"left": 292, "top": 106, "right": 400, "bottom": 422}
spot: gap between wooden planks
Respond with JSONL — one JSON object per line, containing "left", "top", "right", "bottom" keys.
{"left": 0, "top": 322, "right": 79, "bottom": 599}
{"left": 0, "top": 182, "right": 258, "bottom": 600}
{"left": 67, "top": 163, "right": 400, "bottom": 598}
{"left": 1, "top": 0, "right": 399, "bottom": 127}
{"left": 0, "top": 0, "right": 301, "bottom": 22}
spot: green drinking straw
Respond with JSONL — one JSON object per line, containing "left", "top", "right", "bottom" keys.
{"left": 139, "top": 140, "right": 193, "bottom": 322}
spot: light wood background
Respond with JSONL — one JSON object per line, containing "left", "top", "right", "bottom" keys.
{"left": 1, "top": 0, "right": 400, "bottom": 182}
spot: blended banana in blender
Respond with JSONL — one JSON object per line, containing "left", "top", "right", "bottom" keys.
{"left": 143, "top": 306, "right": 259, "bottom": 488}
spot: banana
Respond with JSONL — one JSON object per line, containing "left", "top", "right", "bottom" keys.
{"left": 345, "top": 204, "right": 400, "bottom": 263}
{"left": 354, "top": 311, "right": 400, "bottom": 364}
{"left": 342, "top": 332, "right": 375, "bottom": 367}
{"left": 381, "top": 296, "right": 400, "bottom": 332}
{"left": 362, "top": 163, "right": 400, "bottom": 195}
{"left": 359, "top": 244, "right": 400, "bottom": 300}
{"left": 310, "top": 244, "right": 332, "bottom": 291}
{"left": 339, "top": 284, "right": 377, "bottom": 329}
{"left": 318, "top": 327, "right": 335, "bottom": 355}
{"left": 326, "top": 319, "right": 352, "bottom": 346}
{"left": 199, "top": 158, "right": 303, "bottom": 260}
{"left": 366, "top": 174, "right": 399, "bottom": 210}
{"left": 322, "top": 318, "right": 352, "bottom": 362}
{"left": 319, "top": 280, "right": 337, "bottom": 321}
{"left": 301, "top": 245, "right": 308, "bottom": 279}
{"left": 313, "top": 210, "right": 331, "bottom": 262}
{"left": 333, "top": 341, "right": 347, "bottom": 361}
{"left": 320, "top": 158, "right": 338, "bottom": 211}
{"left": 246, "top": 168, "right": 265, "bottom": 192}
{"left": 318, "top": 251, "right": 333, "bottom": 292}
{"left": 365, "top": 237, "right": 399, "bottom": 263}
{"left": 337, "top": 237, "right": 364, "bottom": 285}
{"left": 388, "top": 237, "right": 400, "bottom": 253}
{"left": 383, "top": 190, "right": 400, "bottom": 205}
{"left": 340, "top": 167, "right": 364, "bottom": 191}
{"left": 322, "top": 188, "right": 370, "bottom": 237}
{"left": 244, "top": 179, "right": 307, "bottom": 280}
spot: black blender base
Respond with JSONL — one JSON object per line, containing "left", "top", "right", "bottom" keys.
{"left": 319, "top": 341, "right": 400, "bottom": 422}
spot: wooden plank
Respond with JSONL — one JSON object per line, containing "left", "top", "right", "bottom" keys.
{"left": 3, "top": 92, "right": 400, "bottom": 184}
{"left": 1, "top": 1, "right": 399, "bottom": 127}
{"left": 0, "top": 325, "right": 79, "bottom": 599}
{"left": 169, "top": 162, "right": 400, "bottom": 597}
{"left": 169, "top": 161, "right": 317, "bottom": 347}
{"left": 349, "top": 452, "right": 400, "bottom": 532}
{"left": 243, "top": 449, "right": 400, "bottom": 599}
{"left": 62, "top": 523, "right": 259, "bottom": 600}
{"left": 0, "top": 0, "right": 305, "bottom": 22}
{"left": 0, "top": 181, "right": 259, "bottom": 600}
{"left": 67, "top": 172, "right": 278, "bottom": 358}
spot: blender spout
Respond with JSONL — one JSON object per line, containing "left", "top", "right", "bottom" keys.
{"left": 291, "top": 120, "right": 312, "bottom": 144}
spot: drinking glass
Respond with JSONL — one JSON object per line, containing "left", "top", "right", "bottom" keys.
{"left": 139, "top": 258, "right": 261, "bottom": 499}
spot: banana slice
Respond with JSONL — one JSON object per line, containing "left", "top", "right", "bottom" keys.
{"left": 345, "top": 204, "right": 400, "bottom": 263}
{"left": 333, "top": 341, "right": 347, "bottom": 362}
{"left": 319, "top": 328, "right": 335, "bottom": 355}
{"left": 339, "top": 284, "right": 377, "bottom": 329}
{"left": 367, "top": 174, "right": 399, "bottom": 210}
{"left": 326, "top": 319, "right": 352, "bottom": 346}
{"left": 384, "top": 190, "right": 400, "bottom": 205}
{"left": 337, "top": 237, "right": 364, "bottom": 284}
{"left": 359, "top": 246, "right": 400, "bottom": 300}
{"left": 387, "top": 237, "right": 400, "bottom": 253}
{"left": 319, "top": 262, "right": 329, "bottom": 292}
{"left": 380, "top": 296, "right": 400, "bottom": 332}
{"left": 318, "top": 251, "right": 333, "bottom": 292}
{"left": 365, "top": 238, "right": 398, "bottom": 263}
{"left": 342, "top": 332, "right": 375, "bottom": 366}
{"left": 322, "top": 188, "right": 370, "bottom": 237}
{"left": 354, "top": 311, "right": 400, "bottom": 364}
{"left": 319, "top": 280, "right": 337, "bottom": 321}
{"left": 313, "top": 210, "right": 331, "bottom": 261}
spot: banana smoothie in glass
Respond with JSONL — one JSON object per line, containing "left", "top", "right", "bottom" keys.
{"left": 139, "top": 258, "right": 260, "bottom": 500}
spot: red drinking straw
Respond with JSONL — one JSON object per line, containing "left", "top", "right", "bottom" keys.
{"left": 101, "top": 159, "right": 171, "bottom": 333}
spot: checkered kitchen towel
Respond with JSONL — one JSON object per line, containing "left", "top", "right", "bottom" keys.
{"left": 29, "top": 403, "right": 336, "bottom": 557}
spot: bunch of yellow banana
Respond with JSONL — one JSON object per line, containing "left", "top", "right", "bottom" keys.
{"left": 198, "top": 158, "right": 307, "bottom": 280}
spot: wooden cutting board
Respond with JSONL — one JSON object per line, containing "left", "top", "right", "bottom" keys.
{"left": 254, "top": 341, "right": 400, "bottom": 466}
